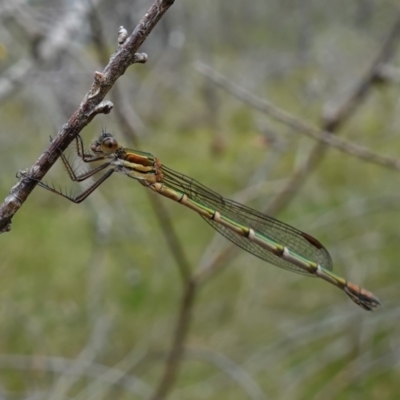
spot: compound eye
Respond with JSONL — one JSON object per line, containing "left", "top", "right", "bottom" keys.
{"left": 101, "top": 137, "right": 118, "bottom": 153}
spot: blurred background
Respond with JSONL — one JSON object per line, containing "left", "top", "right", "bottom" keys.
{"left": 1, "top": 0, "right": 400, "bottom": 399}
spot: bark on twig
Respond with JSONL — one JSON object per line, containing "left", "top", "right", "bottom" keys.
{"left": 89, "top": 7, "right": 146, "bottom": 145}
{"left": 0, "top": 0, "right": 176, "bottom": 233}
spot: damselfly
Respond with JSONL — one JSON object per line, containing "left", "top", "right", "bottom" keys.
{"left": 33, "top": 132, "right": 380, "bottom": 310}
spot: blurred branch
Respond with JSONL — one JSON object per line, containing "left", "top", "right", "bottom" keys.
{"left": 195, "top": 63, "right": 400, "bottom": 174}
{"left": 192, "top": 13, "right": 400, "bottom": 288}
{"left": 0, "top": 58, "right": 33, "bottom": 102}
{"left": 322, "top": 14, "right": 400, "bottom": 132}
{"left": 267, "top": 11, "right": 400, "bottom": 216}
{"left": 153, "top": 131, "right": 283, "bottom": 399}
{"left": 196, "top": 11, "right": 400, "bottom": 217}
{"left": 185, "top": 347, "right": 267, "bottom": 400}
{"left": 47, "top": 315, "right": 112, "bottom": 400}
{"left": 376, "top": 63, "right": 400, "bottom": 82}
{"left": 36, "top": 2, "right": 99, "bottom": 63}
{"left": 0, "top": 1, "right": 101, "bottom": 102}
{"left": 280, "top": 337, "right": 350, "bottom": 399}
{"left": 313, "top": 331, "right": 400, "bottom": 400}
{"left": 193, "top": 60, "right": 400, "bottom": 280}
{"left": 0, "top": 0, "right": 176, "bottom": 233}
{"left": 0, "top": 353, "right": 152, "bottom": 398}
{"left": 181, "top": 315, "right": 349, "bottom": 397}
{"left": 72, "top": 346, "right": 148, "bottom": 400}
{"left": 149, "top": 279, "right": 197, "bottom": 400}
{"left": 147, "top": 192, "right": 192, "bottom": 282}
{"left": 85, "top": 194, "right": 115, "bottom": 324}
{"left": 194, "top": 241, "right": 238, "bottom": 284}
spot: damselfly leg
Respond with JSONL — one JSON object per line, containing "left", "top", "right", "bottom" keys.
{"left": 32, "top": 134, "right": 116, "bottom": 203}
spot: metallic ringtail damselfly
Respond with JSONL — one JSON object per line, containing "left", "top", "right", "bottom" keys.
{"left": 34, "top": 132, "right": 380, "bottom": 310}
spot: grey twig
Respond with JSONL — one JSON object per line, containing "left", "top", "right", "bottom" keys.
{"left": 0, "top": 353, "right": 152, "bottom": 398}
{"left": 0, "top": 0, "right": 101, "bottom": 103}
{"left": 149, "top": 279, "right": 197, "bottom": 400}
{"left": 47, "top": 316, "right": 112, "bottom": 400}
{"left": 194, "top": 61, "right": 400, "bottom": 174}
{"left": 89, "top": 8, "right": 147, "bottom": 145}
{"left": 147, "top": 192, "right": 192, "bottom": 283}
{"left": 184, "top": 347, "right": 267, "bottom": 400}
{"left": 71, "top": 347, "right": 148, "bottom": 400}
{"left": 267, "top": 9, "right": 400, "bottom": 216}
{"left": 196, "top": 11, "right": 400, "bottom": 217}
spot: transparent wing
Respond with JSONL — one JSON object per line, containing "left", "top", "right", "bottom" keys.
{"left": 162, "top": 166, "right": 332, "bottom": 275}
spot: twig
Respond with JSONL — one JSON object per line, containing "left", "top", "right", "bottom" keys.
{"left": 85, "top": 193, "right": 115, "bottom": 324}
{"left": 280, "top": 337, "right": 350, "bottom": 399}
{"left": 0, "top": 1, "right": 101, "bottom": 103}
{"left": 147, "top": 192, "right": 192, "bottom": 283}
{"left": 194, "top": 241, "right": 238, "bottom": 285}
{"left": 0, "top": 0, "right": 176, "bottom": 233}
{"left": 0, "top": 353, "right": 152, "bottom": 398}
{"left": 376, "top": 63, "right": 400, "bottom": 82}
{"left": 149, "top": 279, "right": 197, "bottom": 400}
{"left": 267, "top": 9, "right": 400, "bottom": 215}
{"left": 71, "top": 347, "right": 148, "bottom": 400}
{"left": 37, "top": 2, "right": 100, "bottom": 63}
{"left": 196, "top": 11, "right": 400, "bottom": 216}
{"left": 47, "top": 316, "right": 112, "bottom": 400}
{"left": 195, "top": 60, "right": 400, "bottom": 246}
{"left": 89, "top": 9, "right": 146, "bottom": 145}
{"left": 313, "top": 341, "right": 400, "bottom": 400}
{"left": 0, "top": 58, "right": 33, "bottom": 102}
{"left": 322, "top": 13, "right": 400, "bottom": 131}
{"left": 184, "top": 347, "right": 267, "bottom": 400}
{"left": 195, "top": 62, "right": 400, "bottom": 174}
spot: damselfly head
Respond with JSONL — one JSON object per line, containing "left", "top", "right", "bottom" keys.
{"left": 91, "top": 132, "right": 119, "bottom": 155}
